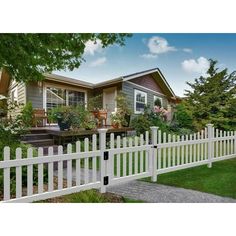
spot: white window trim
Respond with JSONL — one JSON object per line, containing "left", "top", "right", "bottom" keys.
{"left": 153, "top": 95, "right": 163, "bottom": 107}
{"left": 134, "top": 89, "right": 147, "bottom": 114}
{"left": 11, "top": 87, "right": 18, "bottom": 103}
{"left": 43, "top": 82, "right": 88, "bottom": 111}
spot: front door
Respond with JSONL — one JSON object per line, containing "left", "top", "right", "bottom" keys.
{"left": 103, "top": 87, "right": 117, "bottom": 125}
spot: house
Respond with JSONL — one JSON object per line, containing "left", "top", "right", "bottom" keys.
{"left": 0, "top": 67, "right": 178, "bottom": 125}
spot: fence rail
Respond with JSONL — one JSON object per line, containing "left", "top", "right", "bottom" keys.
{"left": 0, "top": 124, "right": 236, "bottom": 203}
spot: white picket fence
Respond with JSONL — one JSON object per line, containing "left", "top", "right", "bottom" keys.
{"left": 0, "top": 124, "right": 236, "bottom": 203}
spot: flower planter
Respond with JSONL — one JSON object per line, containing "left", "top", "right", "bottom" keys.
{"left": 57, "top": 119, "right": 71, "bottom": 131}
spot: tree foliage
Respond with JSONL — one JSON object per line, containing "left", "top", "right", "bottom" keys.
{"left": 0, "top": 33, "right": 131, "bottom": 82}
{"left": 184, "top": 59, "right": 236, "bottom": 130}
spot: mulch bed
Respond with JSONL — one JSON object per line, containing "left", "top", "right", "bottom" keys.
{"left": 0, "top": 177, "right": 124, "bottom": 203}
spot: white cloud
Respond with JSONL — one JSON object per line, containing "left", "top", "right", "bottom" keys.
{"left": 90, "top": 57, "right": 107, "bottom": 67}
{"left": 182, "top": 57, "right": 210, "bottom": 76}
{"left": 183, "top": 48, "right": 192, "bottom": 53}
{"left": 147, "top": 36, "right": 176, "bottom": 55}
{"left": 84, "top": 39, "right": 103, "bottom": 55}
{"left": 140, "top": 53, "right": 158, "bottom": 59}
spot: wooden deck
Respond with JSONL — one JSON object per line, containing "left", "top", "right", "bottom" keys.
{"left": 29, "top": 126, "right": 134, "bottom": 145}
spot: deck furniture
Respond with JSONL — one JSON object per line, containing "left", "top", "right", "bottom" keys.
{"left": 33, "top": 109, "right": 50, "bottom": 127}
{"left": 92, "top": 109, "right": 108, "bottom": 127}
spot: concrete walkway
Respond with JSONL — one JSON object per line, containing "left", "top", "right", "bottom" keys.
{"left": 107, "top": 181, "right": 236, "bottom": 203}
{"left": 54, "top": 167, "right": 236, "bottom": 203}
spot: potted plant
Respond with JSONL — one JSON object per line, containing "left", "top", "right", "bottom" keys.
{"left": 49, "top": 106, "right": 74, "bottom": 131}
{"left": 110, "top": 112, "right": 122, "bottom": 129}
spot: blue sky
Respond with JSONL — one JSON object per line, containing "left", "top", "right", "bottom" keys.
{"left": 56, "top": 34, "right": 236, "bottom": 96}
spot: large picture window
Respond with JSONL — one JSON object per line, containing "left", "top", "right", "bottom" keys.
{"left": 46, "top": 86, "right": 86, "bottom": 111}
{"left": 134, "top": 89, "right": 147, "bottom": 114}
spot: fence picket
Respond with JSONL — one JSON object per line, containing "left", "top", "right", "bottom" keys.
{"left": 185, "top": 135, "right": 189, "bottom": 164}
{"left": 197, "top": 132, "right": 200, "bottom": 162}
{"left": 48, "top": 147, "right": 54, "bottom": 192}
{"left": 75, "top": 141, "right": 81, "bottom": 186}
{"left": 177, "top": 135, "right": 180, "bottom": 165}
{"left": 123, "top": 137, "right": 127, "bottom": 176}
{"left": 158, "top": 130, "right": 162, "bottom": 169}
{"left": 92, "top": 134, "right": 97, "bottom": 182}
{"left": 38, "top": 147, "right": 44, "bottom": 194}
{"left": 58, "top": 145, "right": 63, "bottom": 190}
{"left": 189, "top": 134, "right": 192, "bottom": 163}
{"left": 163, "top": 132, "right": 167, "bottom": 168}
{"left": 134, "top": 136, "right": 138, "bottom": 174}
{"left": 117, "top": 136, "right": 121, "bottom": 177}
{"left": 172, "top": 135, "right": 176, "bottom": 166}
{"left": 224, "top": 131, "right": 226, "bottom": 156}
{"left": 201, "top": 130, "right": 204, "bottom": 160}
{"left": 27, "top": 148, "right": 33, "bottom": 196}
{"left": 220, "top": 130, "right": 223, "bottom": 157}
{"left": 110, "top": 133, "right": 115, "bottom": 179}
{"left": 3, "top": 147, "right": 10, "bottom": 201}
{"left": 181, "top": 135, "right": 184, "bottom": 165}
{"left": 167, "top": 134, "right": 171, "bottom": 167}
{"left": 193, "top": 133, "right": 197, "bottom": 162}
{"left": 128, "top": 138, "right": 133, "bottom": 175}
{"left": 227, "top": 131, "right": 230, "bottom": 155}
{"left": 15, "top": 148, "right": 22, "bottom": 198}
{"left": 84, "top": 138, "right": 89, "bottom": 184}
{"left": 215, "top": 129, "right": 219, "bottom": 158}
{"left": 145, "top": 131, "right": 149, "bottom": 172}
{"left": 67, "top": 144, "right": 72, "bottom": 188}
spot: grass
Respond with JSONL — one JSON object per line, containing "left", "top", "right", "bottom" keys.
{"left": 36, "top": 189, "right": 144, "bottom": 203}
{"left": 143, "top": 158, "right": 236, "bottom": 199}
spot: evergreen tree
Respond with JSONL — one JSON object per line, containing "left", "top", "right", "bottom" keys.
{"left": 184, "top": 59, "right": 236, "bottom": 130}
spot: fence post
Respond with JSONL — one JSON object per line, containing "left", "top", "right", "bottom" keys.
{"left": 207, "top": 124, "right": 213, "bottom": 168}
{"left": 98, "top": 128, "right": 108, "bottom": 193}
{"left": 150, "top": 126, "right": 158, "bottom": 182}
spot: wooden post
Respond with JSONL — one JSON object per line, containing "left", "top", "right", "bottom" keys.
{"left": 150, "top": 126, "right": 158, "bottom": 182}
{"left": 207, "top": 124, "right": 213, "bottom": 168}
{"left": 98, "top": 128, "right": 108, "bottom": 193}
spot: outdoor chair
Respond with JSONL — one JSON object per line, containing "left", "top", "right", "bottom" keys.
{"left": 92, "top": 109, "right": 107, "bottom": 127}
{"left": 33, "top": 108, "right": 50, "bottom": 127}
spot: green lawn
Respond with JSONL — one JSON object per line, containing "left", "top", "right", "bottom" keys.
{"left": 36, "top": 189, "right": 144, "bottom": 203}
{"left": 143, "top": 158, "right": 236, "bottom": 199}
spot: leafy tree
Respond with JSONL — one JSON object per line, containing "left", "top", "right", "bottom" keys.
{"left": 171, "top": 103, "right": 194, "bottom": 129}
{"left": 0, "top": 33, "right": 131, "bottom": 82}
{"left": 184, "top": 59, "right": 236, "bottom": 130}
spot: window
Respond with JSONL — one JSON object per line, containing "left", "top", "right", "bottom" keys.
{"left": 11, "top": 88, "right": 18, "bottom": 103}
{"left": 134, "top": 89, "right": 147, "bottom": 114}
{"left": 68, "top": 90, "right": 85, "bottom": 106}
{"left": 46, "top": 86, "right": 86, "bottom": 111}
{"left": 154, "top": 95, "right": 163, "bottom": 107}
{"left": 46, "top": 87, "right": 66, "bottom": 110}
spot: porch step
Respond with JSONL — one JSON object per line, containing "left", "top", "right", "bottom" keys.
{"left": 22, "top": 139, "right": 54, "bottom": 147}
{"left": 22, "top": 133, "right": 52, "bottom": 141}
{"left": 29, "top": 128, "right": 49, "bottom": 134}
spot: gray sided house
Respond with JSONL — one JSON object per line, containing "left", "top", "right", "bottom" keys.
{"left": 0, "top": 68, "right": 178, "bottom": 124}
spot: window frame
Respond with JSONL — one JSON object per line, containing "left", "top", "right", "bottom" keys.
{"left": 153, "top": 95, "right": 163, "bottom": 107}
{"left": 134, "top": 89, "right": 147, "bottom": 114}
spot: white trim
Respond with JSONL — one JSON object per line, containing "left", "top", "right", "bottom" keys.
{"left": 134, "top": 89, "right": 147, "bottom": 114}
{"left": 157, "top": 69, "right": 176, "bottom": 98}
{"left": 43, "top": 82, "right": 88, "bottom": 111}
{"left": 11, "top": 86, "right": 18, "bottom": 103}
{"left": 126, "top": 81, "right": 166, "bottom": 97}
{"left": 123, "top": 69, "right": 158, "bottom": 82}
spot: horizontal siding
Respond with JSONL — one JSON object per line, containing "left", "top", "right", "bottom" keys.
{"left": 26, "top": 82, "right": 43, "bottom": 108}
{"left": 122, "top": 81, "right": 169, "bottom": 118}
{"left": 17, "top": 82, "right": 26, "bottom": 105}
